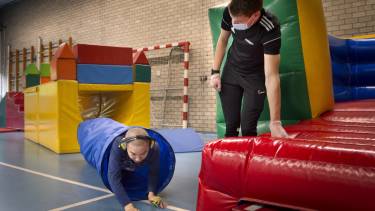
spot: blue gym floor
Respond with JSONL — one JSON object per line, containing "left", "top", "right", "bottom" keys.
{"left": 0, "top": 132, "right": 215, "bottom": 211}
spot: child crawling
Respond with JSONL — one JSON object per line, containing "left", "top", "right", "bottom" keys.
{"left": 108, "top": 127, "right": 167, "bottom": 211}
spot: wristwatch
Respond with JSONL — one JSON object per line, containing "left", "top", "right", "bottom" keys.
{"left": 211, "top": 69, "right": 220, "bottom": 75}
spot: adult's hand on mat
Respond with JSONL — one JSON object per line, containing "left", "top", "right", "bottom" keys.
{"left": 269, "top": 121, "right": 289, "bottom": 138}
{"left": 148, "top": 192, "right": 167, "bottom": 209}
{"left": 124, "top": 203, "right": 139, "bottom": 211}
{"left": 210, "top": 73, "right": 221, "bottom": 92}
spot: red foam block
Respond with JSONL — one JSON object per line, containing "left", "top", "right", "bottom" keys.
{"left": 73, "top": 44, "right": 133, "bottom": 65}
{"left": 132, "top": 51, "right": 149, "bottom": 65}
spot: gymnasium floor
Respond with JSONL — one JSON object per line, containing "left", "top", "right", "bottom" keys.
{"left": 0, "top": 132, "right": 212, "bottom": 211}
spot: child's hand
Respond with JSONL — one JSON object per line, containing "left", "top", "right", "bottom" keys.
{"left": 148, "top": 193, "right": 167, "bottom": 209}
{"left": 124, "top": 203, "right": 139, "bottom": 211}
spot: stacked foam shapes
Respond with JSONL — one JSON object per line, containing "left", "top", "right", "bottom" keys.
{"left": 39, "top": 63, "right": 51, "bottom": 84}
{"left": 197, "top": 100, "right": 375, "bottom": 210}
{"left": 209, "top": 0, "right": 334, "bottom": 137}
{"left": 329, "top": 35, "right": 375, "bottom": 101}
{"left": 133, "top": 51, "right": 151, "bottom": 83}
{"left": 74, "top": 44, "right": 133, "bottom": 84}
{"left": 5, "top": 92, "right": 24, "bottom": 129}
{"left": 25, "top": 63, "right": 40, "bottom": 88}
{"left": 24, "top": 43, "right": 151, "bottom": 153}
{"left": 78, "top": 118, "right": 175, "bottom": 200}
{"left": 50, "top": 43, "right": 76, "bottom": 81}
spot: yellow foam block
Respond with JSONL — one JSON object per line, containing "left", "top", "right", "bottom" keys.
{"left": 79, "top": 83, "right": 133, "bottom": 92}
{"left": 112, "top": 82, "right": 150, "bottom": 128}
{"left": 24, "top": 86, "right": 39, "bottom": 143}
{"left": 38, "top": 80, "right": 82, "bottom": 153}
{"left": 297, "top": 0, "right": 335, "bottom": 118}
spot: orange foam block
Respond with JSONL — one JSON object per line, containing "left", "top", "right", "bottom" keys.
{"left": 40, "top": 77, "right": 50, "bottom": 84}
{"left": 50, "top": 43, "right": 77, "bottom": 81}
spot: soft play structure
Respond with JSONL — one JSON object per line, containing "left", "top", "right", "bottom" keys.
{"left": 199, "top": 0, "right": 375, "bottom": 210}
{"left": 24, "top": 43, "right": 151, "bottom": 153}
{"left": 329, "top": 35, "right": 375, "bottom": 101}
{"left": 23, "top": 42, "right": 203, "bottom": 153}
{"left": 78, "top": 118, "right": 175, "bottom": 201}
{"left": 198, "top": 100, "right": 375, "bottom": 211}
{"left": 209, "top": 0, "right": 334, "bottom": 138}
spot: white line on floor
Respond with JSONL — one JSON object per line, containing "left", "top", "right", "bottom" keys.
{"left": 48, "top": 194, "right": 114, "bottom": 211}
{"left": 0, "top": 161, "right": 111, "bottom": 193}
{"left": 0, "top": 161, "right": 191, "bottom": 211}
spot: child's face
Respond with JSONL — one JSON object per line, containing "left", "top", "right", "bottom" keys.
{"left": 127, "top": 141, "right": 150, "bottom": 164}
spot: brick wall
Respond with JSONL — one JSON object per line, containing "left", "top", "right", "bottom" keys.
{"left": 323, "top": 0, "right": 375, "bottom": 36}
{"left": 0, "top": 0, "right": 374, "bottom": 132}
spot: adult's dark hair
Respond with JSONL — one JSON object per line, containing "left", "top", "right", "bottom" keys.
{"left": 228, "top": 0, "right": 263, "bottom": 17}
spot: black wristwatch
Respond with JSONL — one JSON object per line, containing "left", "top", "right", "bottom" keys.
{"left": 211, "top": 69, "right": 220, "bottom": 75}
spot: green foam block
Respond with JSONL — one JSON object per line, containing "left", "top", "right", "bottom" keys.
{"left": 134, "top": 64, "right": 151, "bottom": 82}
{"left": 26, "top": 75, "right": 40, "bottom": 88}
{"left": 25, "top": 63, "right": 39, "bottom": 75}
{"left": 39, "top": 63, "right": 51, "bottom": 77}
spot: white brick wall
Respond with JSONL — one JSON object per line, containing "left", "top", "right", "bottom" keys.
{"left": 323, "top": 0, "right": 375, "bottom": 36}
{"left": 1, "top": 0, "right": 374, "bottom": 132}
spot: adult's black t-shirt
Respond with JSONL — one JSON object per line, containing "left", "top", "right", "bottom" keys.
{"left": 221, "top": 7, "right": 281, "bottom": 75}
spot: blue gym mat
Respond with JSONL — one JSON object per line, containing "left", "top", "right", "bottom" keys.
{"left": 156, "top": 128, "right": 204, "bottom": 153}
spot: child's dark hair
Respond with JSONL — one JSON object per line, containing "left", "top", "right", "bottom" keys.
{"left": 228, "top": 0, "right": 263, "bottom": 17}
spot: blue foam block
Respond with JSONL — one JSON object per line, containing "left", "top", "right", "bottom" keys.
{"left": 156, "top": 128, "right": 204, "bottom": 153}
{"left": 77, "top": 64, "right": 133, "bottom": 84}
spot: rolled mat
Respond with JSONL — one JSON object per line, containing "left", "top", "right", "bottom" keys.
{"left": 78, "top": 118, "right": 175, "bottom": 200}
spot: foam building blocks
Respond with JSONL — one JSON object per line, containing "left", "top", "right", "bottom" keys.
{"left": 133, "top": 51, "right": 151, "bottom": 83}
{"left": 24, "top": 43, "right": 151, "bottom": 153}
{"left": 25, "top": 63, "right": 40, "bottom": 88}
{"left": 39, "top": 63, "right": 51, "bottom": 84}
